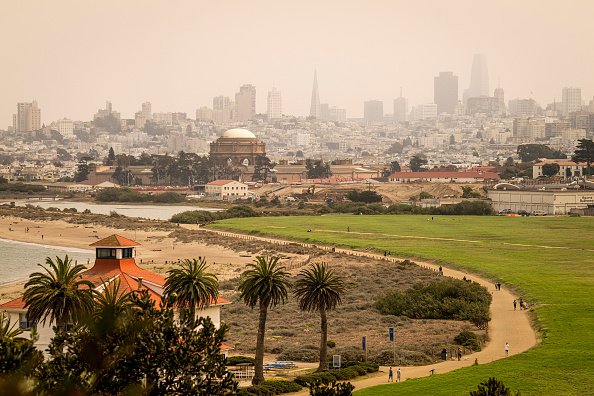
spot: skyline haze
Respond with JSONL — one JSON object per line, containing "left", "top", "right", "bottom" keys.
{"left": 2, "top": 0, "right": 594, "bottom": 125}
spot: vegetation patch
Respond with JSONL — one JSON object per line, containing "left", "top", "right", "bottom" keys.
{"left": 375, "top": 278, "right": 491, "bottom": 329}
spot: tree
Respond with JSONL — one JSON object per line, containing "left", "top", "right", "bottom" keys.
{"left": 33, "top": 290, "right": 237, "bottom": 395}
{"left": 572, "top": 138, "right": 594, "bottom": 176}
{"left": 469, "top": 377, "right": 520, "bottom": 396}
{"left": 74, "top": 162, "right": 91, "bottom": 182}
{"left": 238, "top": 256, "right": 290, "bottom": 385}
{"left": 0, "top": 311, "right": 43, "bottom": 375}
{"left": 294, "top": 263, "right": 345, "bottom": 372}
{"left": 390, "top": 160, "right": 401, "bottom": 173}
{"left": 23, "top": 255, "right": 95, "bottom": 331}
{"left": 517, "top": 144, "right": 565, "bottom": 163}
{"left": 163, "top": 258, "right": 219, "bottom": 322}
{"left": 386, "top": 141, "right": 403, "bottom": 154}
{"left": 306, "top": 159, "right": 332, "bottom": 179}
{"left": 105, "top": 147, "right": 116, "bottom": 166}
{"left": 541, "top": 163, "right": 560, "bottom": 178}
{"left": 409, "top": 155, "right": 428, "bottom": 172}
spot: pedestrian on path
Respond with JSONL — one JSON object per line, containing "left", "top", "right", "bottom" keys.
{"left": 457, "top": 347, "right": 462, "bottom": 361}
{"left": 505, "top": 342, "right": 509, "bottom": 357}
{"left": 388, "top": 367, "right": 393, "bottom": 382}
{"left": 397, "top": 368, "right": 401, "bottom": 382}
{"left": 519, "top": 297, "right": 524, "bottom": 310}
{"left": 513, "top": 299, "right": 517, "bottom": 310}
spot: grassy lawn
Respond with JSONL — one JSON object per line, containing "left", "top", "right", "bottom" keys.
{"left": 210, "top": 214, "right": 594, "bottom": 395}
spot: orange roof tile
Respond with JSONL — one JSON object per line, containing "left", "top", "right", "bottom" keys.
{"left": 207, "top": 179, "right": 240, "bottom": 186}
{"left": 90, "top": 235, "right": 141, "bottom": 247}
{"left": 0, "top": 296, "right": 26, "bottom": 310}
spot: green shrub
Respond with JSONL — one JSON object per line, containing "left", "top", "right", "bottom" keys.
{"left": 309, "top": 380, "right": 355, "bottom": 396}
{"left": 347, "top": 190, "right": 382, "bottom": 203}
{"left": 238, "top": 380, "right": 302, "bottom": 395}
{"left": 454, "top": 330, "right": 482, "bottom": 351}
{"left": 294, "top": 372, "right": 337, "bottom": 386}
{"left": 376, "top": 278, "right": 492, "bottom": 328}
{"left": 330, "top": 367, "right": 358, "bottom": 380}
{"left": 226, "top": 355, "right": 256, "bottom": 365}
{"left": 326, "top": 340, "right": 336, "bottom": 348}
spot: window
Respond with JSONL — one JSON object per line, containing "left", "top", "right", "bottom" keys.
{"left": 96, "top": 248, "right": 116, "bottom": 258}
{"left": 122, "top": 248, "right": 133, "bottom": 258}
{"left": 19, "top": 313, "right": 35, "bottom": 330}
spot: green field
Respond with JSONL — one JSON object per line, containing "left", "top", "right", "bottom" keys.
{"left": 210, "top": 215, "right": 594, "bottom": 395}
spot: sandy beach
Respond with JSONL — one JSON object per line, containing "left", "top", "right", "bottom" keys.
{"left": 0, "top": 215, "right": 255, "bottom": 304}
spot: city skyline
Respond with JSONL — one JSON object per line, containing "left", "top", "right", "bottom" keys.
{"left": 2, "top": 0, "right": 594, "bottom": 125}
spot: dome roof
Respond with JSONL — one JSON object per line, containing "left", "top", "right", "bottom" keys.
{"left": 222, "top": 128, "right": 256, "bottom": 139}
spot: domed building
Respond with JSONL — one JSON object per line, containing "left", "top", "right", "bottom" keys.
{"left": 209, "top": 128, "right": 266, "bottom": 167}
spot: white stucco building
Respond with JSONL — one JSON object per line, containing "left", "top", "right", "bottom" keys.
{"left": 205, "top": 179, "right": 249, "bottom": 200}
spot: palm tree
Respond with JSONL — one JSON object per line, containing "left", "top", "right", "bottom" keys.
{"left": 0, "top": 310, "right": 23, "bottom": 339}
{"left": 23, "top": 255, "right": 95, "bottom": 331}
{"left": 95, "top": 278, "right": 133, "bottom": 318}
{"left": 294, "top": 263, "right": 345, "bottom": 372}
{"left": 238, "top": 256, "right": 290, "bottom": 385}
{"left": 163, "top": 258, "right": 219, "bottom": 323}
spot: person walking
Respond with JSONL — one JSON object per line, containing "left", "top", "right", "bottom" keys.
{"left": 519, "top": 297, "right": 524, "bottom": 310}
{"left": 513, "top": 299, "right": 517, "bottom": 310}
{"left": 388, "top": 367, "right": 393, "bottom": 383}
{"left": 505, "top": 342, "right": 510, "bottom": 357}
{"left": 396, "top": 368, "right": 401, "bottom": 382}
{"left": 457, "top": 347, "right": 462, "bottom": 361}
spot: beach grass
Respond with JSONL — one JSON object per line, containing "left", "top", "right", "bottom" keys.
{"left": 210, "top": 214, "right": 594, "bottom": 395}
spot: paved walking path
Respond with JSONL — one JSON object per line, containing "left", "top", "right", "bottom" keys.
{"left": 186, "top": 225, "right": 538, "bottom": 393}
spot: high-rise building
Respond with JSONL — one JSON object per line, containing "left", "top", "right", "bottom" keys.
{"left": 494, "top": 87, "right": 505, "bottom": 112}
{"left": 393, "top": 93, "right": 408, "bottom": 123}
{"left": 141, "top": 102, "right": 152, "bottom": 120}
{"left": 13, "top": 101, "right": 41, "bottom": 133}
{"left": 508, "top": 98, "right": 539, "bottom": 117}
{"left": 56, "top": 118, "right": 74, "bottom": 137}
{"left": 235, "top": 84, "right": 256, "bottom": 122}
{"left": 267, "top": 87, "right": 282, "bottom": 120}
{"left": 562, "top": 87, "right": 582, "bottom": 116}
{"left": 309, "top": 70, "right": 321, "bottom": 119}
{"left": 434, "top": 72, "right": 458, "bottom": 114}
{"left": 464, "top": 54, "right": 490, "bottom": 103}
{"left": 364, "top": 100, "right": 384, "bottom": 125}
{"left": 212, "top": 96, "right": 233, "bottom": 124}
{"left": 196, "top": 106, "right": 213, "bottom": 122}
{"left": 412, "top": 103, "right": 438, "bottom": 120}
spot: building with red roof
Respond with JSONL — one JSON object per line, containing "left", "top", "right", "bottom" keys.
{"left": 389, "top": 171, "right": 500, "bottom": 183}
{"left": 0, "top": 235, "right": 230, "bottom": 352}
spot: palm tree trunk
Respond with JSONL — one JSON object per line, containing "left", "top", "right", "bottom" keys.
{"left": 253, "top": 301, "right": 268, "bottom": 385}
{"left": 318, "top": 308, "right": 328, "bottom": 372}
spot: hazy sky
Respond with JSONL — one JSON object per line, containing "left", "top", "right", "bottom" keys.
{"left": 2, "top": 0, "right": 593, "bottom": 126}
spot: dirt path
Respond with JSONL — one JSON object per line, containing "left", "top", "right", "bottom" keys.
{"left": 192, "top": 226, "right": 538, "bottom": 394}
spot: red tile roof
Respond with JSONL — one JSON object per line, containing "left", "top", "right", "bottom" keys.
{"left": 207, "top": 180, "right": 241, "bottom": 186}
{"left": 534, "top": 161, "right": 587, "bottom": 166}
{"left": 90, "top": 235, "right": 141, "bottom": 247}
{"left": 0, "top": 296, "right": 26, "bottom": 310}
{"left": 390, "top": 171, "right": 500, "bottom": 180}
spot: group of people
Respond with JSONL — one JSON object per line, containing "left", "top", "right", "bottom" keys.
{"left": 513, "top": 298, "right": 527, "bottom": 310}
{"left": 495, "top": 282, "right": 502, "bottom": 290}
{"left": 388, "top": 367, "right": 401, "bottom": 383}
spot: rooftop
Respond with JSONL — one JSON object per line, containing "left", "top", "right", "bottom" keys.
{"left": 221, "top": 128, "right": 256, "bottom": 139}
{"left": 90, "top": 234, "right": 141, "bottom": 247}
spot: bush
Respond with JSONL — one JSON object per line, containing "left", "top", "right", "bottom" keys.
{"left": 330, "top": 367, "right": 358, "bottom": 380}
{"left": 171, "top": 205, "right": 259, "bottom": 224}
{"left": 294, "top": 372, "right": 337, "bottom": 386}
{"left": 309, "top": 381, "right": 354, "bottom": 396}
{"left": 376, "top": 278, "right": 492, "bottom": 328}
{"left": 454, "top": 330, "right": 481, "bottom": 351}
{"left": 347, "top": 190, "right": 382, "bottom": 203}
{"left": 226, "top": 355, "right": 256, "bottom": 366}
{"left": 96, "top": 188, "right": 185, "bottom": 203}
{"left": 326, "top": 340, "right": 336, "bottom": 348}
{"left": 238, "top": 380, "right": 302, "bottom": 395}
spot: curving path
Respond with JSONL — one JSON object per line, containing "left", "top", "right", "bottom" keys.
{"left": 187, "top": 226, "right": 538, "bottom": 393}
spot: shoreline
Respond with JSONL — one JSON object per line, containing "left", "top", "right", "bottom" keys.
{"left": 0, "top": 215, "right": 255, "bottom": 304}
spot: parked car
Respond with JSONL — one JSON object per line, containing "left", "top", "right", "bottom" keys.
{"left": 532, "top": 210, "right": 547, "bottom": 216}
{"left": 498, "top": 209, "right": 512, "bottom": 215}
{"left": 285, "top": 196, "right": 297, "bottom": 202}
{"left": 517, "top": 210, "right": 531, "bottom": 216}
